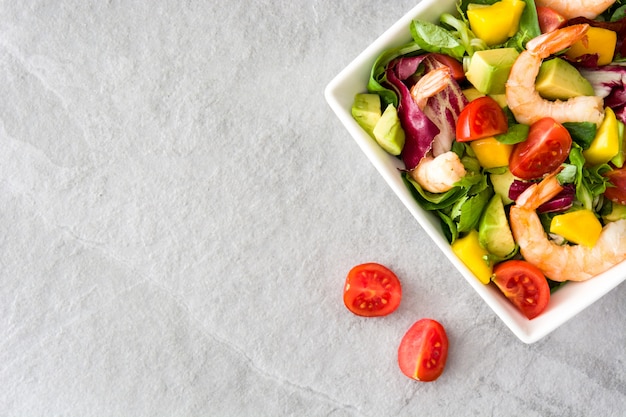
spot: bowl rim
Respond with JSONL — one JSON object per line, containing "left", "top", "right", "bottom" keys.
{"left": 324, "top": 0, "right": 626, "bottom": 344}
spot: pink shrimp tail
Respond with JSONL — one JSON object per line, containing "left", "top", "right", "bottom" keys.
{"left": 515, "top": 172, "right": 564, "bottom": 211}
{"left": 526, "top": 24, "right": 589, "bottom": 58}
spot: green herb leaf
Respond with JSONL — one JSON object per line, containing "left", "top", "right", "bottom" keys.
{"left": 496, "top": 123, "right": 529, "bottom": 145}
{"left": 562, "top": 122, "right": 597, "bottom": 150}
{"left": 410, "top": 20, "right": 466, "bottom": 60}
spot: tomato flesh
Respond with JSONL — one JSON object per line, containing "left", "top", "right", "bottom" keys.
{"left": 509, "top": 117, "right": 572, "bottom": 180}
{"left": 343, "top": 263, "right": 402, "bottom": 317}
{"left": 398, "top": 319, "right": 448, "bottom": 382}
{"left": 492, "top": 260, "right": 550, "bottom": 320}
{"left": 456, "top": 96, "right": 508, "bottom": 142}
{"left": 604, "top": 167, "right": 626, "bottom": 205}
{"left": 537, "top": 6, "right": 566, "bottom": 33}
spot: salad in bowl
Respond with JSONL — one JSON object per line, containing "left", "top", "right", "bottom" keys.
{"left": 325, "top": 0, "right": 626, "bottom": 343}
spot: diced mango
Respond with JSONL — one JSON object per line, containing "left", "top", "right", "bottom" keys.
{"left": 565, "top": 27, "right": 616, "bottom": 66}
{"left": 451, "top": 229, "right": 493, "bottom": 284}
{"left": 470, "top": 137, "right": 514, "bottom": 169}
{"left": 583, "top": 107, "right": 620, "bottom": 165}
{"left": 550, "top": 209, "right": 603, "bottom": 247}
{"left": 467, "top": 0, "right": 526, "bottom": 46}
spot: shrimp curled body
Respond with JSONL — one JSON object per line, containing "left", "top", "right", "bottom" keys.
{"left": 535, "top": 0, "right": 616, "bottom": 20}
{"left": 509, "top": 173, "right": 626, "bottom": 282}
{"left": 505, "top": 24, "right": 605, "bottom": 127}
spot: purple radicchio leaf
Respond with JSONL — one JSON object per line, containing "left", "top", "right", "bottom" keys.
{"left": 420, "top": 55, "right": 468, "bottom": 157}
{"left": 579, "top": 64, "right": 626, "bottom": 123}
{"left": 384, "top": 54, "right": 467, "bottom": 170}
{"left": 385, "top": 56, "right": 440, "bottom": 171}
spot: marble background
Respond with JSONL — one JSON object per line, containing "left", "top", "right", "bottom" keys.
{"left": 1, "top": 0, "right": 624, "bottom": 416}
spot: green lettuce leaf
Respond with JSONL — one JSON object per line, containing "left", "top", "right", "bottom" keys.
{"left": 410, "top": 20, "right": 466, "bottom": 60}
{"left": 367, "top": 42, "right": 423, "bottom": 108}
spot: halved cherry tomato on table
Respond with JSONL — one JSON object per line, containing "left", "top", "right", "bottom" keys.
{"left": 431, "top": 53, "right": 465, "bottom": 82}
{"left": 398, "top": 318, "right": 448, "bottom": 382}
{"left": 537, "top": 6, "right": 566, "bottom": 34}
{"left": 509, "top": 117, "right": 572, "bottom": 180}
{"left": 456, "top": 96, "right": 508, "bottom": 142}
{"left": 604, "top": 166, "right": 626, "bottom": 205}
{"left": 343, "top": 263, "right": 402, "bottom": 317}
{"left": 492, "top": 260, "right": 550, "bottom": 320}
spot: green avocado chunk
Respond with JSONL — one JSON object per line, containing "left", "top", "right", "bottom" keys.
{"left": 351, "top": 93, "right": 382, "bottom": 136}
{"left": 465, "top": 48, "right": 519, "bottom": 95}
{"left": 535, "top": 57, "right": 595, "bottom": 100}
{"left": 372, "top": 103, "right": 405, "bottom": 155}
{"left": 478, "top": 194, "right": 517, "bottom": 259}
{"left": 490, "top": 169, "right": 516, "bottom": 205}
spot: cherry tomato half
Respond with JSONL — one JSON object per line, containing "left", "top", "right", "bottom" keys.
{"left": 604, "top": 166, "right": 626, "bottom": 205}
{"left": 343, "top": 263, "right": 402, "bottom": 317}
{"left": 398, "top": 318, "right": 449, "bottom": 382}
{"left": 509, "top": 117, "right": 572, "bottom": 180}
{"left": 537, "top": 6, "right": 566, "bottom": 34}
{"left": 492, "top": 260, "right": 550, "bottom": 320}
{"left": 456, "top": 96, "right": 508, "bottom": 142}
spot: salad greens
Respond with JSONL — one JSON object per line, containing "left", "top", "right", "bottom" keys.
{"left": 356, "top": 0, "right": 626, "bottom": 287}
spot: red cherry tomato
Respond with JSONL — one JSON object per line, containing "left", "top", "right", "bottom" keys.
{"left": 343, "top": 263, "right": 402, "bottom": 317}
{"left": 537, "top": 6, "right": 566, "bottom": 33}
{"left": 456, "top": 96, "right": 508, "bottom": 142}
{"left": 509, "top": 117, "right": 572, "bottom": 180}
{"left": 604, "top": 166, "right": 626, "bottom": 205}
{"left": 398, "top": 318, "right": 449, "bottom": 382}
{"left": 492, "top": 260, "right": 550, "bottom": 320}
{"left": 430, "top": 53, "right": 465, "bottom": 82}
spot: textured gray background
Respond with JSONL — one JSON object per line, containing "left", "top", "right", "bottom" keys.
{"left": 1, "top": 1, "right": 624, "bottom": 416}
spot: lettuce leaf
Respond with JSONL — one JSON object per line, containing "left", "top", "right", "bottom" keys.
{"left": 410, "top": 19, "right": 466, "bottom": 60}
{"left": 368, "top": 42, "right": 423, "bottom": 108}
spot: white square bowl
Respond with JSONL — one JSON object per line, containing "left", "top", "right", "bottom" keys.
{"left": 324, "top": 0, "right": 626, "bottom": 343}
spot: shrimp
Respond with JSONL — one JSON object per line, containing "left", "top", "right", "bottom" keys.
{"left": 509, "top": 172, "right": 626, "bottom": 282}
{"left": 505, "top": 24, "right": 605, "bottom": 127}
{"left": 410, "top": 151, "right": 466, "bottom": 193}
{"left": 535, "top": 0, "right": 616, "bottom": 19}
{"left": 408, "top": 67, "right": 467, "bottom": 193}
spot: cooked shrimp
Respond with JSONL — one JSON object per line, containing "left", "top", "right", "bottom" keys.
{"left": 505, "top": 24, "right": 605, "bottom": 127}
{"left": 510, "top": 172, "right": 626, "bottom": 281}
{"left": 410, "top": 66, "right": 451, "bottom": 110}
{"left": 410, "top": 151, "right": 466, "bottom": 193}
{"left": 535, "top": 0, "right": 616, "bottom": 19}
{"left": 408, "top": 67, "right": 466, "bottom": 193}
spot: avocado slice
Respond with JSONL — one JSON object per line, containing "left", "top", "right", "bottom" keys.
{"left": 535, "top": 58, "right": 594, "bottom": 100}
{"left": 490, "top": 169, "right": 516, "bottom": 205}
{"left": 372, "top": 103, "right": 405, "bottom": 156}
{"left": 351, "top": 93, "right": 382, "bottom": 137}
{"left": 478, "top": 194, "right": 517, "bottom": 259}
{"left": 603, "top": 202, "right": 626, "bottom": 222}
{"left": 465, "top": 48, "right": 519, "bottom": 95}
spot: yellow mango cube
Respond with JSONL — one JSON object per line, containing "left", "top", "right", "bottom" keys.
{"left": 451, "top": 229, "right": 493, "bottom": 284}
{"left": 550, "top": 210, "right": 603, "bottom": 247}
{"left": 583, "top": 107, "right": 620, "bottom": 165}
{"left": 467, "top": 0, "right": 526, "bottom": 46}
{"left": 470, "top": 137, "right": 513, "bottom": 169}
{"left": 565, "top": 27, "right": 616, "bottom": 66}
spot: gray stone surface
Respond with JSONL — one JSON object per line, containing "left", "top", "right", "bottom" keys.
{"left": 0, "top": 1, "right": 624, "bottom": 416}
